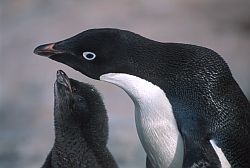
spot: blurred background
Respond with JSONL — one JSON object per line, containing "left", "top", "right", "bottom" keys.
{"left": 1, "top": 0, "right": 250, "bottom": 167}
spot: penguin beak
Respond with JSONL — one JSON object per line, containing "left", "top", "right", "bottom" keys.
{"left": 34, "top": 43, "right": 64, "bottom": 57}
{"left": 56, "top": 70, "right": 72, "bottom": 92}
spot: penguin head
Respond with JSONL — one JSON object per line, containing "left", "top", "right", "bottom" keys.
{"left": 35, "top": 28, "right": 198, "bottom": 90}
{"left": 54, "top": 70, "right": 108, "bottom": 143}
{"left": 54, "top": 70, "right": 90, "bottom": 126}
{"left": 34, "top": 28, "right": 143, "bottom": 79}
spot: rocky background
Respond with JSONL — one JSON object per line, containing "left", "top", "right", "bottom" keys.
{"left": 1, "top": 0, "right": 250, "bottom": 167}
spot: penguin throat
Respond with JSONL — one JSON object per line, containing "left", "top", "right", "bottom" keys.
{"left": 100, "top": 73, "right": 184, "bottom": 168}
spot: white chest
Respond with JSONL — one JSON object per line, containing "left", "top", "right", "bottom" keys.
{"left": 100, "top": 73, "right": 184, "bottom": 168}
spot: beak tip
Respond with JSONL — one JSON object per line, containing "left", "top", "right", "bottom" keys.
{"left": 56, "top": 70, "right": 66, "bottom": 78}
{"left": 33, "top": 43, "right": 57, "bottom": 57}
{"left": 33, "top": 46, "right": 40, "bottom": 55}
{"left": 56, "top": 70, "right": 72, "bottom": 91}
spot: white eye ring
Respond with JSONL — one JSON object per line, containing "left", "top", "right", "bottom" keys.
{"left": 82, "top": 52, "right": 96, "bottom": 60}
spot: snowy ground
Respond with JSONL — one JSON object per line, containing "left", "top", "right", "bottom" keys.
{"left": 1, "top": 0, "right": 250, "bottom": 167}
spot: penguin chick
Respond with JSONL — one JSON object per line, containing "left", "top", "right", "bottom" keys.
{"left": 34, "top": 28, "right": 250, "bottom": 167}
{"left": 42, "top": 70, "right": 118, "bottom": 168}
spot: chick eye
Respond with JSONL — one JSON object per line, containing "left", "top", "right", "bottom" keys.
{"left": 82, "top": 52, "right": 96, "bottom": 60}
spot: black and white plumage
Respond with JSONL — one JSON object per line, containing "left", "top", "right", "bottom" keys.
{"left": 35, "top": 28, "right": 250, "bottom": 168}
{"left": 42, "top": 70, "right": 118, "bottom": 168}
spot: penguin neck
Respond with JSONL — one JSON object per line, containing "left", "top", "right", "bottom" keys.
{"left": 100, "top": 73, "right": 184, "bottom": 168}
{"left": 53, "top": 102, "right": 88, "bottom": 153}
{"left": 53, "top": 118, "right": 87, "bottom": 152}
{"left": 54, "top": 111, "right": 80, "bottom": 141}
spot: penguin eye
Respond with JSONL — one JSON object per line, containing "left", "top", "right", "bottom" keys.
{"left": 82, "top": 52, "right": 96, "bottom": 61}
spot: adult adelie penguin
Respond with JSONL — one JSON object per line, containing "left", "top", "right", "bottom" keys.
{"left": 34, "top": 28, "right": 250, "bottom": 167}
{"left": 42, "top": 70, "right": 118, "bottom": 168}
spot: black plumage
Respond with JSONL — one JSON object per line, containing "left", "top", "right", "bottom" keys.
{"left": 42, "top": 70, "right": 118, "bottom": 168}
{"left": 35, "top": 28, "right": 250, "bottom": 168}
